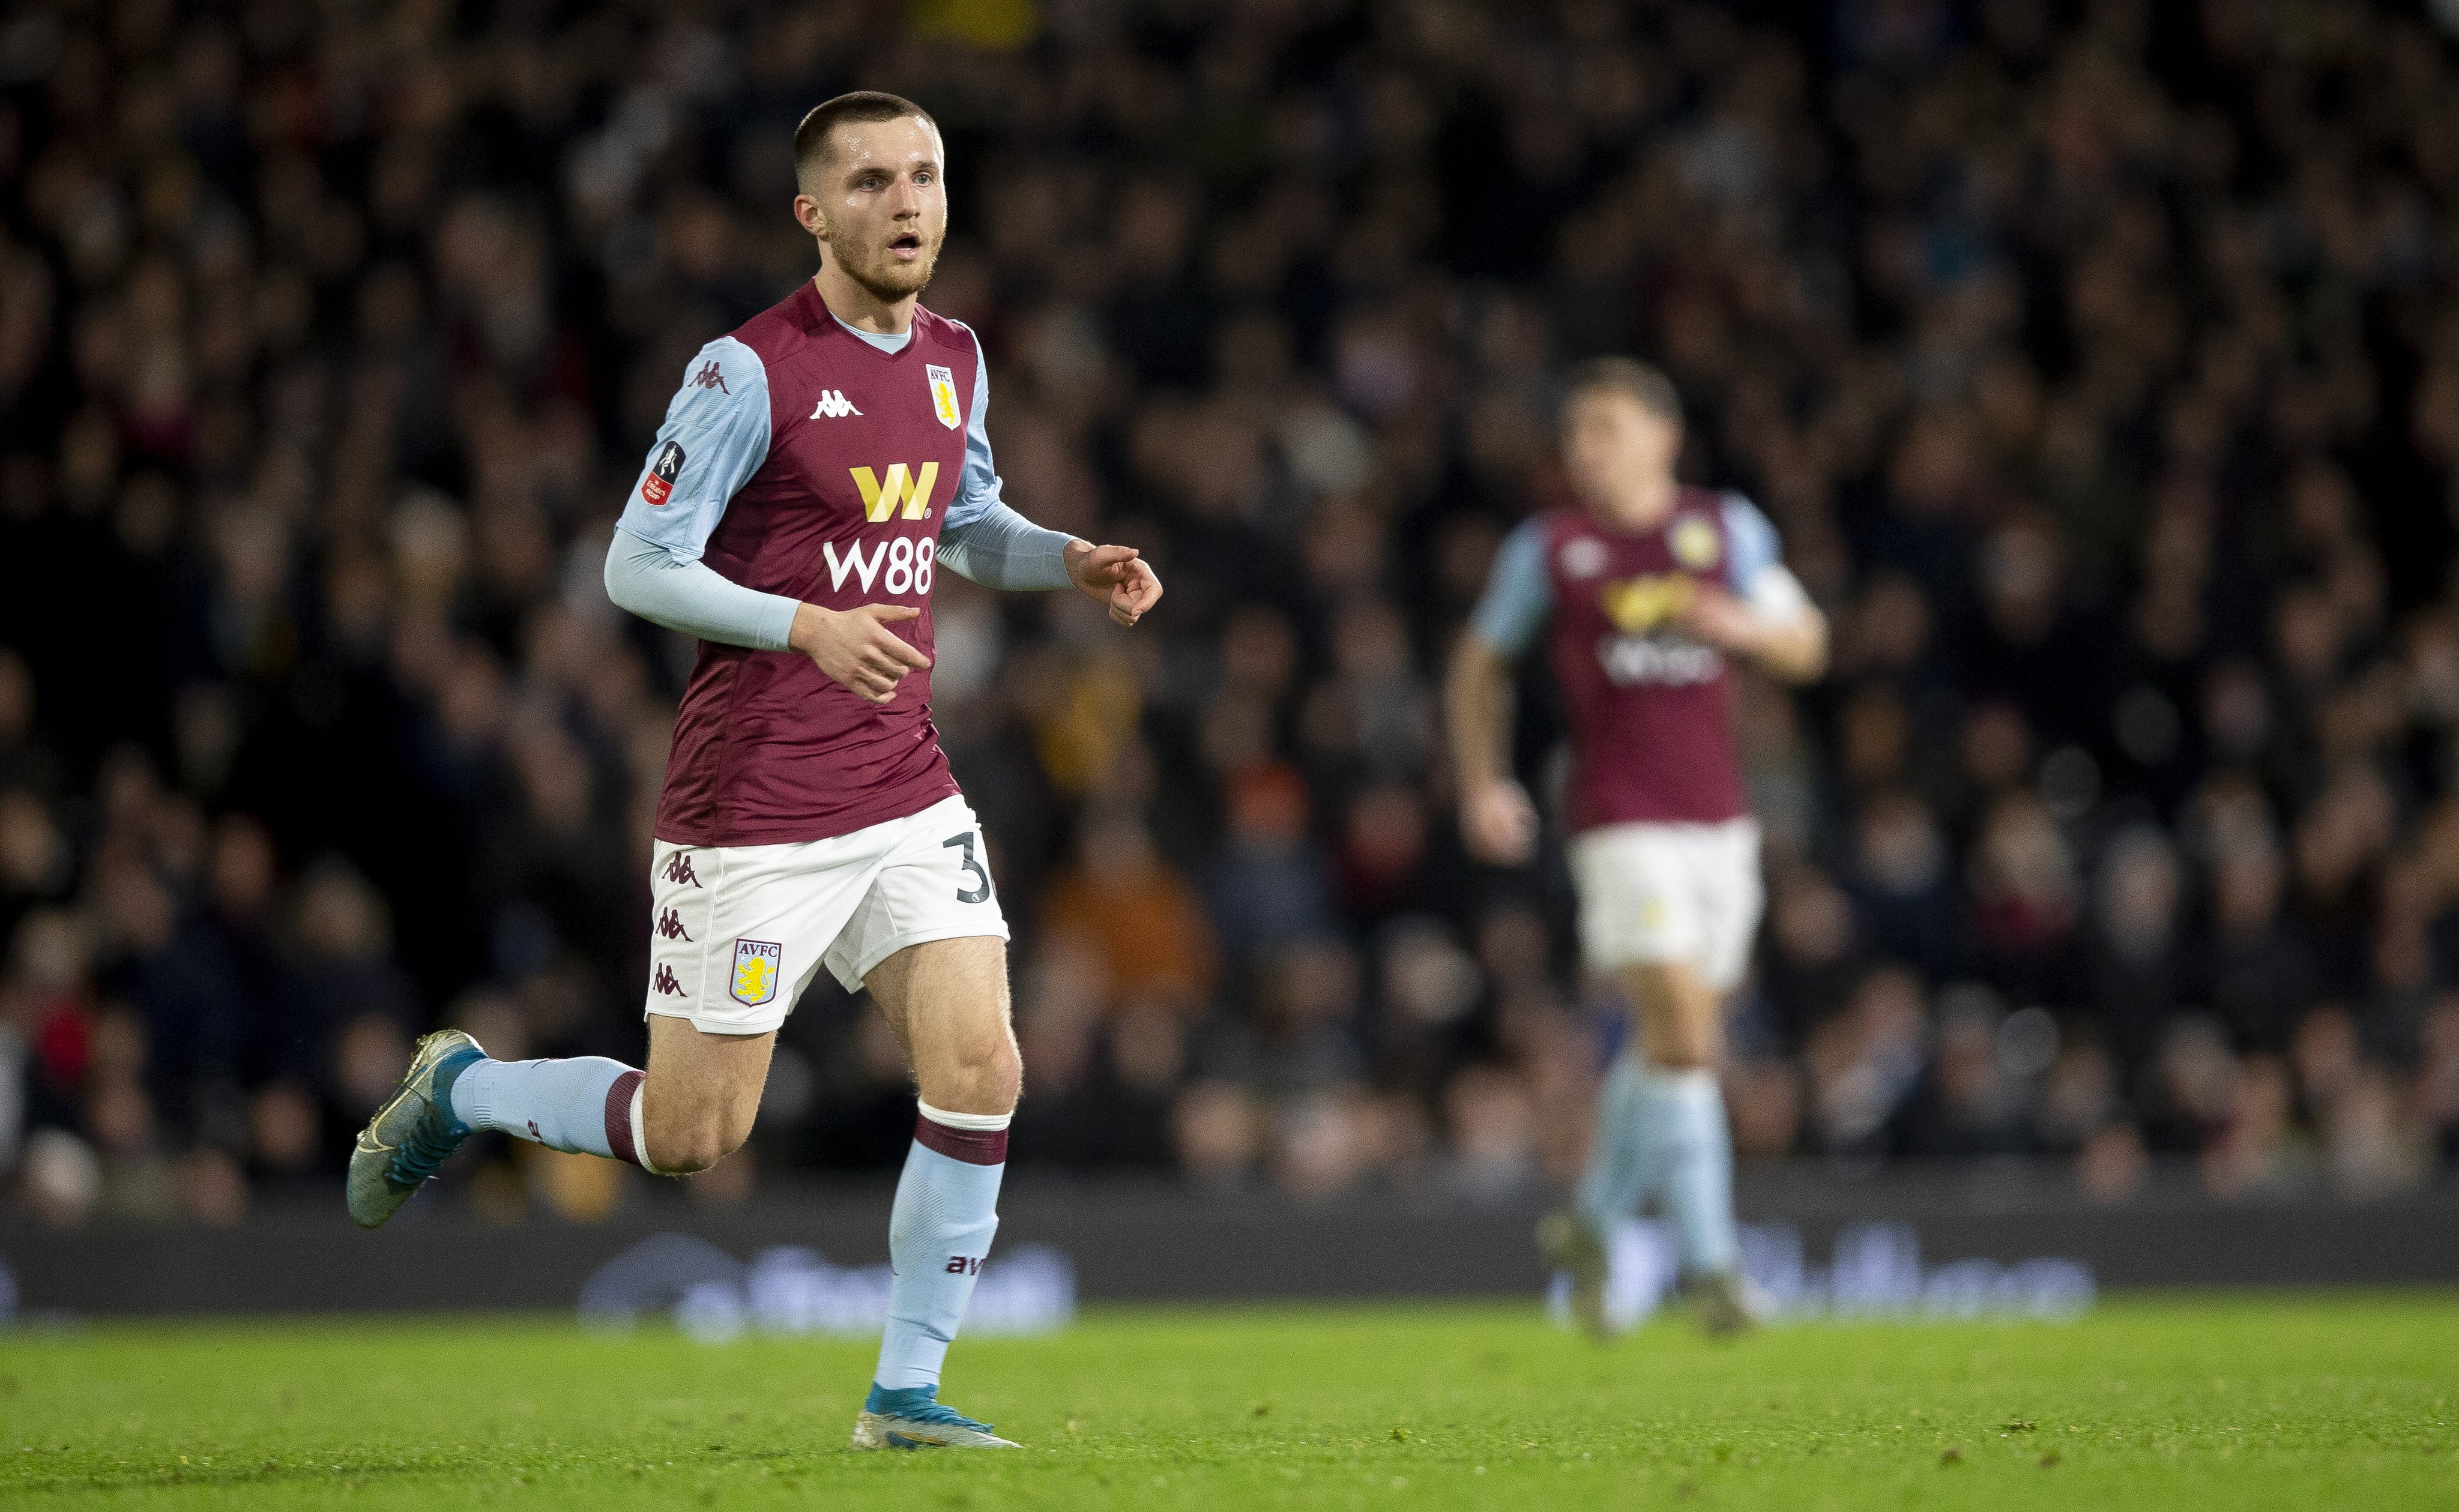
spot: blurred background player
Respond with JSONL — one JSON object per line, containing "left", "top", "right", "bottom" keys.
{"left": 1448, "top": 359, "right": 1826, "bottom": 1335}
{"left": 347, "top": 92, "right": 1161, "bottom": 1447}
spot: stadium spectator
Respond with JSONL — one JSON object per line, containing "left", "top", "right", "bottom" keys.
{"left": 6, "top": 0, "right": 2459, "bottom": 1219}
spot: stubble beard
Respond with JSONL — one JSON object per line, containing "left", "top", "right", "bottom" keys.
{"left": 825, "top": 224, "right": 939, "bottom": 306}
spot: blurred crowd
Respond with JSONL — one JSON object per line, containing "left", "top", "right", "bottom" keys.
{"left": 8, "top": 0, "right": 2459, "bottom": 1226}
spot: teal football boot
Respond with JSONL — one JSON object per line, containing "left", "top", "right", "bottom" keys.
{"left": 1682, "top": 1268, "right": 1772, "bottom": 1337}
{"left": 851, "top": 1385, "right": 1021, "bottom": 1450}
{"left": 347, "top": 1029, "right": 484, "bottom": 1229}
{"left": 1537, "top": 1208, "right": 1614, "bottom": 1339}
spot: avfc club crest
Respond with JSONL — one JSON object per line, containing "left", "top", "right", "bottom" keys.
{"left": 1670, "top": 514, "right": 1722, "bottom": 572}
{"left": 926, "top": 363, "right": 962, "bottom": 430}
{"left": 729, "top": 938, "right": 782, "bottom": 1007}
{"left": 641, "top": 440, "right": 686, "bottom": 506}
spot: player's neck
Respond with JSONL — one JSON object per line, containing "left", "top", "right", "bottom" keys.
{"left": 811, "top": 268, "right": 917, "bottom": 337}
{"left": 1587, "top": 474, "right": 1679, "bottom": 533}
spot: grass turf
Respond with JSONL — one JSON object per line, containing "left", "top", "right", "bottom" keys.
{"left": 1, "top": 1294, "right": 2452, "bottom": 1508}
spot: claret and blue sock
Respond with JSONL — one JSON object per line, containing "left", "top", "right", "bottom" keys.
{"left": 848, "top": 1100, "right": 1018, "bottom": 1448}
{"left": 444, "top": 1052, "right": 654, "bottom": 1168}
{"left": 1577, "top": 1055, "right": 1739, "bottom": 1280}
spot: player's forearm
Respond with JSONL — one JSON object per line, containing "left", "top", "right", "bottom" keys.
{"left": 1744, "top": 608, "right": 1828, "bottom": 684}
{"left": 937, "top": 502, "right": 1075, "bottom": 591}
{"left": 603, "top": 527, "right": 800, "bottom": 651}
{"left": 1444, "top": 637, "right": 1516, "bottom": 789}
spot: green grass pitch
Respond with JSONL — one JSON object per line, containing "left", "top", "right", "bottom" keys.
{"left": 2, "top": 1294, "right": 2453, "bottom": 1508}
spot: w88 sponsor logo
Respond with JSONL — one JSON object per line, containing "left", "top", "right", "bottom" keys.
{"left": 821, "top": 534, "right": 935, "bottom": 596}
{"left": 1598, "top": 632, "right": 1722, "bottom": 687}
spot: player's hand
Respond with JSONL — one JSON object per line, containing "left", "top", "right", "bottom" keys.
{"left": 1065, "top": 541, "right": 1163, "bottom": 627}
{"left": 1671, "top": 585, "right": 1763, "bottom": 656}
{"left": 789, "top": 602, "right": 932, "bottom": 705}
{"left": 1461, "top": 777, "right": 1539, "bottom": 866}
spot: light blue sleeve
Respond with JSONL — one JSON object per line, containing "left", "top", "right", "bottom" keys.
{"left": 614, "top": 336, "right": 772, "bottom": 561}
{"left": 1720, "top": 492, "right": 1783, "bottom": 594}
{"left": 941, "top": 324, "right": 1003, "bottom": 531}
{"left": 603, "top": 529, "right": 800, "bottom": 651}
{"left": 939, "top": 503, "right": 1075, "bottom": 590}
{"left": 1467, "top": 518, "right": 1554, "bottom": 658}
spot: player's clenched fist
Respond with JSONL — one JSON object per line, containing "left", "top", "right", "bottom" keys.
{"left": 1461, "top": 776, "right": 1539, "bottom": 866}
{"left": 1065, "top": 541, "right": 1163, "bottom": 627}
{"left": 789, "top": 601, "right": 934, "bottom": 705}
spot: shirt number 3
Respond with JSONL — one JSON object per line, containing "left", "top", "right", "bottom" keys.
{"left": 943, "top": 833, "right": 992, "bottom": 903}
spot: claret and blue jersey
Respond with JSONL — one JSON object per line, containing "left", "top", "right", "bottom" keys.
{"left": 615, "top": 282, "right": 1015, "bottom": 849}
{"left": 1469, "top": 486, "right": 1798, "bottom": 832}
{"left": 615, "top": 289, "right": 1015, "bottom": 585}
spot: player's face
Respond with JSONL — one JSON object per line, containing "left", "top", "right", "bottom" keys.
{"left": 1563, "top": 388, "right": 1680, "bottom": 508}
{"left": 803, "top": 116, "right": 949, "bottom": 303}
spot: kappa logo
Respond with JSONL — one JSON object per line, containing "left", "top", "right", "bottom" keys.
{"left": 847, "top": 462, "right": 939, "bottom": 522}
{"left": 662, "top": 851, "right": 702, "bottom": 887}
{"left": 1560, "top": 537, "right": 1610, "bottom": 580}
{"left": 640, "top": 440, "right": 686, "bottom": 507}
{"left": 729, "top": 938, "right": 782, "bottom": 1007}
{"left": 651, "top": 964, "right": 684, "bottom": 996}
{"left": 654, "top": 907, "right": 692, "bottom": 941}
{"left": 810, "top": 390, "right": 863, "bottom": 419}
{"left": 689, "top": 360, "right": 729, "bottom": 394}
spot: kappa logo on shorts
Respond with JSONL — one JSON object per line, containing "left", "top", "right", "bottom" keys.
{"left": 654, "top": 907, "right": 692, "bottom": 941}
{"left": 652, "top": 965, "right": 684, "bottom": 996}
{"left": 729, "top": 939, "right": 782, "bottom": 1007}
{"left": 662, "top": 851, "right": 702, "bottom": 887}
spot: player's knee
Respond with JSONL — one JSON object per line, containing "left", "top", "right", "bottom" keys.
{"left": 1647, "top": 1042, "right": 1715, "bottom": 1072}
{"left": 644, "top": 1110, "right": 737, "bottom": 1174}
{"left": 925, "top": 1034, "right": 1021, "bottom": 1116}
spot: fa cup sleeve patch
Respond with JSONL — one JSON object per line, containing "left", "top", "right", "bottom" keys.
{"left": 642, "top": 440, "right": 686, "bottom": 505}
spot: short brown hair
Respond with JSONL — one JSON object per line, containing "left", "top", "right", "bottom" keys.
{"left": 1565, "top": 357, "right": 1683, "bottom": 426}
{"left": 794, "top": 92, "right": 939, "bottom": 194}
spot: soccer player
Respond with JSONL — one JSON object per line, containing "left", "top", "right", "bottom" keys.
{"left": 1446, "top": 358, "right": 1825, "bottom": 1336}
{"left": 347, "top": 92, "right": 1162, "bottom": 1448}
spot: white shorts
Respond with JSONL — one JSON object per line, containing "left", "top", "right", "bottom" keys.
{"left": 642, "top": 794, "right": 1010, "bottom": 1035}
{"left": 1567, "top": 817, "right": 1763, "bottom": 993}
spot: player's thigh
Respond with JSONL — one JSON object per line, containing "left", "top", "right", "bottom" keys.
{"left": 867, "top": 935, "right": 1016, "bottom": 1112}
{"left": 824, "top": 797, "right": 1013, "bottom": 1059}
{"left": 866, "top": 933, "right": 1012, "bottom": 1052}
{"left": 1689, "top": 819, "right": 1766, "bottom": 998}
{"left": 1568, "top": 824, "right": 1704, "bottom": 977}
{"left": 819, "top": 796, "right": 1011, "bottom": 998}
{"left": 642, "top": 834, "right": 881, "bottom": 1036}
{"left": 1619, "top": 957, "right": 1722, "bottom": 1059}
{"left": 642, "top": 1013, "right": 775, "bottom": 1139}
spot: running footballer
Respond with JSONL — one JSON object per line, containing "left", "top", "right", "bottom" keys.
{"left": 348, "top": 92, "right": 1161, "bottom": 1450}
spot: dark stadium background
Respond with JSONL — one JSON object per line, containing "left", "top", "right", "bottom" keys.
{"left": 5, "top": 0, "right": 2459, "bottom": 1239}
